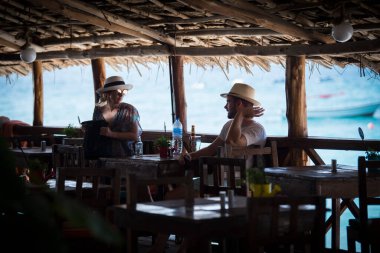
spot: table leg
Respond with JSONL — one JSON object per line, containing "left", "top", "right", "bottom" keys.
{"left": 127, "top": 228, "right": 137, "bottom": 253}
{"left": 331, "top": 198, "right": 340, "bottom": 251}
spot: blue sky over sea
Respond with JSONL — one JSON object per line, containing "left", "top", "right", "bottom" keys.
{"left": 1, "top": 62, "right": 379, "bottom": 137}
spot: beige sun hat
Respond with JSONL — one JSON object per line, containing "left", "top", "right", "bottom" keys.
{"left": 96, "top": 76, "right": 133, "bottom": 94}
{"left": 220, "top": 83, "right": 261, "bottom": 106}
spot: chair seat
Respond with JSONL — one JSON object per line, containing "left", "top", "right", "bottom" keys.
{"left": 347, "top": 157, "right": 380, "bottom": 253}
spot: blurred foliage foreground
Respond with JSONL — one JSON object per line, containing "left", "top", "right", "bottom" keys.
{"left": 0, "top": 137, "right": 123, "bottom": 253}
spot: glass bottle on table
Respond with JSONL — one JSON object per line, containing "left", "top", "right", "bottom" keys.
{"left": 190, "top": 125, "right": 196, "bottom": 152}
{"left": 135, "top": 135, "right": 143, "bottom": 157}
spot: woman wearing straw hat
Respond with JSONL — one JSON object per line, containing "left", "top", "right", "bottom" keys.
{"left": 93, "top": 76, "right": 142, "bottom": 157}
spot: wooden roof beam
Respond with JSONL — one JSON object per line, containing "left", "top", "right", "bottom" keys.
{"left": 38, "top": 34, "right": 137, "bottom": 47}
{"left": 58, "top": 0, "right": 177, "bottom": 46}
{"left": 181, "top": 0, "right": 335, "bottom": 44}
{"left": 0, "top": 29, "right": 44, "bottom": 51}
{"left": 170, "top": 27, "right": 281, "bottom": 37}
{"left": 31, "top": 0, "right": 156, "bottom": 43}
{"left": 0, "top": 39, "right": 378, "bottom": 61}
{"left": 9, "top": 0, "right": 85, "bottom": 36}
{"left": 106, "top": 0, "right": 162, "bottom": 20}
{"left": 149, "top": 0, "right": 189, "bottom": 19}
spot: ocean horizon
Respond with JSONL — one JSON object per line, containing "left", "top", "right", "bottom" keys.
{"left": 1, "top": 63, "right": 380, "bottom": 163}
{"left": 1, "top": 62, "right": 380, "bottom": 250}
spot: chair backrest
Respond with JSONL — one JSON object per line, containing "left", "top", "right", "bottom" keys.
{"left": 227, "top": 140, "right": 279, "bottom": 167}
{"left": 56, "top": 166, "right": 121, "bottom": 215}
{"left": 358, "top": 156, "right": 380, "bottom": 230}
{"left": 198, "top": 156, "right": 247, "bottom": 197}
{"left": 126, "top": 171, "right": 194, "bottom": 209}
{"left": 247, "top": 195, "right": 326, "bottom": 253}
{"left": 52, "top": 144, "right": 85, "bottom": 169}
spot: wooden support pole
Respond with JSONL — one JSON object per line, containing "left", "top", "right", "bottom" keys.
{"left": 285, "top": 55, "right": 308, "bottom": 166}
{"left": 91, "top": 58, "right": 106, "bottom": 104}
{"left": 33, "top": 61, "right": 43, "bottom": 126}
{"left": 170, "top": 56, "right": 187, "bottom": 133}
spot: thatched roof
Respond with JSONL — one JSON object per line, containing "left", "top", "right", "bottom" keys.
{"left": 0, "top": 0, "right": 379, "bottom": 76}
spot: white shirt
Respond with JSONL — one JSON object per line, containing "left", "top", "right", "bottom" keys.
{"left": 218, "top": 119, "right": 267, "bottom": 168}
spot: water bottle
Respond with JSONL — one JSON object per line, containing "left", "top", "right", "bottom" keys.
{"left": 172, "top": 117, "right": 183, "bottom": 158}
{"left": 135, "top": 135, "right": 143, "bottom": 157}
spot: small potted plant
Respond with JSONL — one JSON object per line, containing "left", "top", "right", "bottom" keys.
{"left": 247, "top": 167, "right": 281, "bottom": 197}
{"left": 154, "top": 136, "right": 171, "bottom": 158}
{"left": 63, "top": 124, "right": 78, "bottom": 137}
{"left": 247, "top": 167, "right": 270, "bottom": 196}
{"left": 62, "top": 124, "right": 83, "bottom": 144}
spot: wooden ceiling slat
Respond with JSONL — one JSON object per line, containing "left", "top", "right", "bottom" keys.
{"left": 106, "top": 0, "right": 162, "bottom": 21}
{"left": 182, "top": 0, "right": 335, "bottom": 44}
{"left": 32, "top": 0, "right": 155, "bottom": 42}
{"left": 59, "top": 0, "right": 177, "bottom": 45}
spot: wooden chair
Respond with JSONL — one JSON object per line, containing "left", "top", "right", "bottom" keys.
{"left": 197, "top": 157, "right": 247, "bottom": 252}
{"left": 346, "top": 156, "right": 380, "bottom": 253}
{"left": 56, "top": 166, "right": 122, "bottom": 253}
{"left": 52, "top": 144, "right": 85, "bottom": 169}
{"left": 247, "top": 196, "right": 326, "bottom": 253}
{"left": 56, "top": 166, "right": 121, "bottom": 216}
{"left": 198, "top": 156, "right": 247, "bottom": 197}
{"left": 227, "top": 140, "right": 279, "bottom": 167}
{"left": 125, "top": 172, "right": 194, "bottom": 253}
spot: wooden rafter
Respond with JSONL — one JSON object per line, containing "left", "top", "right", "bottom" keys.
{"left": 0, "top": 29, "right": 44, "bottom": 51}
{"left": 1, "top": 39, "right": 378, "bottom": 61}
{"left": 57, "top": 0, "right": 177, "bottom": 45}
{"left": 30, "top": 0, "right": 160, "bottom": 44}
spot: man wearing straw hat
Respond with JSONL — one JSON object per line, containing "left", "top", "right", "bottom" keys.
{"left": 150, "top": 83, "right": 266, "bottom": 253}
{"left": 181, "top": 82, "right": 266, "bottom": 164}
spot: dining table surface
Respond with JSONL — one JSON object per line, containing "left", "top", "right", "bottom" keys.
{"left": 264, "top": 164, "right": 380, "bottom": 252}
{"left": 112, "top": 196, "right": 247, "bottom": 253}
{"left": 99, "top": 154, "right": 183, "bottom": 179}
{"left": 10, "top": 146, "right": 53, "bottom": 168}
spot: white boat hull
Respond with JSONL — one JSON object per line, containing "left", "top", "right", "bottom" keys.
{"left": 307, "top": 103, "right": 380, "bottom": 118}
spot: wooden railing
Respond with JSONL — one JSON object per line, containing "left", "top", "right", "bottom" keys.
{"left": 9, "top": 126, "right": 380, "bottom": 166}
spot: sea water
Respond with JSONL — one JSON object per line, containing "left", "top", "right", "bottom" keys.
{"left": 1, "top": 63, "right": 380, "bottom": 250}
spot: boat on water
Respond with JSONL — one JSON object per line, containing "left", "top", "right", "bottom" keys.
{"left": 307, "top": 102, "right": 380, "bottom": 118}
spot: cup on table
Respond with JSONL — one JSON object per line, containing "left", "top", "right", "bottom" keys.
{"left": 220, "top": 191, "right": 226, "bottom": 211}
{"left": 41, "top": 141, "right": 46, "bottom": 151}
{"left": 331, "top": 159, "right": 337, "bottom": 173}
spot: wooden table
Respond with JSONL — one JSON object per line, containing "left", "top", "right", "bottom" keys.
{"left": 112, "top": 196, "right": 247, "bottom": 253}
{"left": 99, "top": 154, "right": 182, "bottom": 179}
{"left": 264, "top": 164, "right": 380, "bottom": 252}
{"left": 10, "top": 146, "right": 53, "bottom": 168}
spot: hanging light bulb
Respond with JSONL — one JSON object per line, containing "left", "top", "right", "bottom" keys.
{"left": 20, "top": 45, "right": 36, "bottom": 63}
{"left": 332, "top": 21, "right": 354, "bottom": 43}
{"left": 19, "top": 30, "right": 37, "bottom": 63}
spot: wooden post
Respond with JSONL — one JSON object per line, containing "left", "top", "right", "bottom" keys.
{"left": 91, "top": 58, "right": 106, "bottom": 103}
{"left": 170, "top": 56, "right": 187, "bottom": 133}
{"left": 285, "top": 55, "right": 308, "bottom": 166}
{"left": 33, "top": 61, "right": 43, "bottom": 126}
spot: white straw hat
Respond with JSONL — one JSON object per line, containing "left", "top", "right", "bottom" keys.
{"left": 96, "top": 76, "right": 133, "bottom": 94}
{"left": 220, "top": 83, "right": 261, "bottom": 106}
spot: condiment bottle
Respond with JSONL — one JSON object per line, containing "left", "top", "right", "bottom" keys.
{"left": 190, "top": 125, "right": 196, "bottom": 151}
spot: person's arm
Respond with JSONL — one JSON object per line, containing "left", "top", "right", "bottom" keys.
{"left": 99, "top": 104, "right": 141, "bottom": 142}
{"left": 100, "top": 123, "right": 139, "bottom": 141}
{"left": 179, "top": 137, "right": 224, "bottom": 164}
{"left": 226, "top": 106, "right": 264, "bottom": 146}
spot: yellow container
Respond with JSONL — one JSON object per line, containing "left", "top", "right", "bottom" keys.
{"left": 250, "top": 183, "right": 272, "bottom": 197}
